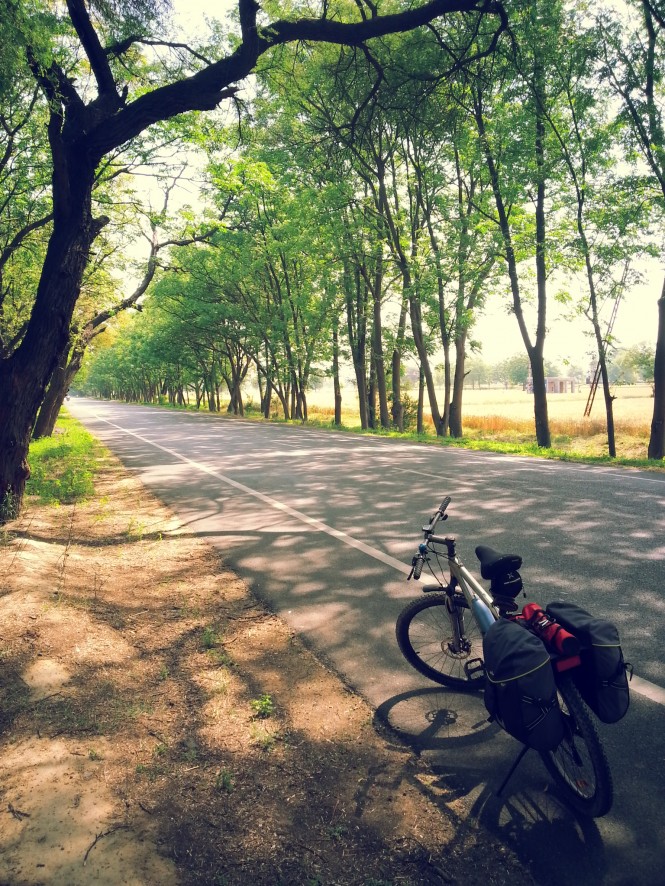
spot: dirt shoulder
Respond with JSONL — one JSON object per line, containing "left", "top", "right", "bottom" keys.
{"left": 0, "top": 454, "right": 532, "bottom": 886}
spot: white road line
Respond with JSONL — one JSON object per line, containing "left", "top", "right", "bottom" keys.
{"left": 88, "top": 409, "right": 665, "bottom": 708}
{"left": 93, "top": 414, "right": 412, "bottom": 576}
{"left": 631, "top": 675, "right": 665, "bottom": 706}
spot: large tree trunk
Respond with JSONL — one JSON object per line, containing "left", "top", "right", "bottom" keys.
{"left": 528, "top": 346, "right": 550, "bottom": 448}
{"left": 391, "top": 296, "right": 408, "bottom": 431}
{"left": 371, "top": 289, "right": 390, "bottom": 429}
{"left": 409, "top": 292, "right": 445, "bottom": 435}
{"left": 531, "top": 63, "right": 552, "bottom": 450}
{"left": 449, "top": 336, "right": 468, "bottom": 438}
{"left": 0, "top": 159, "right": 99, "bottom": 519}
{"left": 648, "top": 291, "right": 665, "bottom": 459}
{"left": 332, "top": 315, "right": 342, "bottom": 426}
{"left": 586, "top": 289, "right": 617, "bottom": 457}
{"left": 345, "top": 267, "right": 370, "bottom": 429}
{"left": 367, "top": 345, "right": 377, "bottom": 429}
{"left": 33, "top": 343, "right": 73, "bottom": 439}
{"left": 417, "top": 364, "right": 425, "bottom": 434}
{"left": 33, "top": 336, "right": 88, "bottom": 438}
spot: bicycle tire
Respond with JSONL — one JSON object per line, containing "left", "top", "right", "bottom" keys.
{"left": 396, "top": 592, "right": 487, "bottom": 690}
{"left": 539, "top": 674, "right": 613, "bottom": 817}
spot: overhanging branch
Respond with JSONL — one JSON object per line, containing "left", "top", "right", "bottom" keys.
{"left": 263, "top": 0, "right": 486, "bottom": 49}
{"left": 85, "top": 0, "right": 495, "bottom": 162}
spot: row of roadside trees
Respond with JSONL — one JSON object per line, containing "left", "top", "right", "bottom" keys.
{"left": 80, "top": 328, "right": 655, "bottom": 413}
{"left": 81, "top": 0, "right": 663, "bottom": 447}
{"left": 3, "top": 0, "right": 665, "bottom": 521}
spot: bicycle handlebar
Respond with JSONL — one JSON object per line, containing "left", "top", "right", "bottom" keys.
{"left": 423, "top": 496, "right": 451, "bottom": 534}
{"left": 408, "top": 497, "right": 452, "bottom": 581}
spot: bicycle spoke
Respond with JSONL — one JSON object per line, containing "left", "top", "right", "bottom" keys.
{"left": 396, "top": 593, "right": 486, "bottom": 689}
{"left": 539, "top": 675, "right": 613, "bottom": 816}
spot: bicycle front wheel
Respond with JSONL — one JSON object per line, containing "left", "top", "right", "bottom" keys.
{"left": 539, "top": 674, "right": 613, "bottom": 817}
{"left": 395, "top": 592, "right": 487, "bottom": 690}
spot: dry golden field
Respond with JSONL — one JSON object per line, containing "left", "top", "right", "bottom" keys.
{"left": 306, "top": 383, "right": 657, "bottom": 460}
{"left": 461, "top": 383, "right": 652, "bottom": 423}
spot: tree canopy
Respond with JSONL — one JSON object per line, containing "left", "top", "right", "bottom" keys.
{"left": 2, "top": 0, "right": 665, "bottom": 522}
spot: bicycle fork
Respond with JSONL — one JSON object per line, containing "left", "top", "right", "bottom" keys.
{"left": 445, "top": 592, "right": 485, "bottom": 682}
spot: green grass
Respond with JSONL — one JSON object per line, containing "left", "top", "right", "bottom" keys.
{"left": 201, "top": 626, "right": 219, "bottom": 649}
{"left": 26, "top": 413, "right": 102, "bottom": 504}
{"left": 215, "top": 769, "right": 234, "bottom": 792}
{"left": 250, "top": 693, "right": 274, "bottom": 719}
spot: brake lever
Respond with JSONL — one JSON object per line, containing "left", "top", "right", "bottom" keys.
{"left": 407, "top": 555, "right": 418, "bottom": 580}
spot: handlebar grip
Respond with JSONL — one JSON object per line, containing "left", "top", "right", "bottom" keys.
{"left": 439, "top": 496, "right": 451, "bottom": 514}
{"left": 413, "top": 557, "right": 424, "bottom": 580}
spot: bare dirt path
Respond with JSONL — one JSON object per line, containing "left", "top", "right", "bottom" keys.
{"left": 0, "top": 454, "right": 532, "bottom": 886}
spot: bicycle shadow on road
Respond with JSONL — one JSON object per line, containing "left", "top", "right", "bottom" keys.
{"left": 376, "top": 684, "right": 501, "bottom": 752}
{"left": 376, "top": 686, "right": 607, "bottom": 886}
{"left": 469, "top": 785, "right": 607, "bottom": 886}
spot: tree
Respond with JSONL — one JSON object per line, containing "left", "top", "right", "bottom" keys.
{"left": 534, "top": 6, "right": 648, "bottom": 457}
{"left": 272, "top": 42, "right": 409, "bottom": 430}
{"left": 397, "top": 73, "right": 499, "bottom": 437}
{"left": 0, "top": 0, "right": 504, "bottom": 521}
{"left": 611, "top": 342, "right": 656, "bottom": 384}
{"left": 497, "top": 353, "right": 530, "bottom": 385}
{"left": 464, "top": 0, "right": 580, "bottom": 448}
{"left": 598, "top": 0, "right": 665, "bottom": 457}
{"left": 0, "top": 76, "right": 53, "bottom": 360}
{"left": 248, "top": 9, "right": 506, "bottom": 435}
{"left": 33, "top": 175, "right": 217, "bottom": 437}
{"left": 464, "top": 356, "right": 491, "bottom": 388}
{"left": 86, "top": 146, "right": 341, "bottom": 420}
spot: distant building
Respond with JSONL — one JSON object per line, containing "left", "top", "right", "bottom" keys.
{"left": 525, "top": 376, "right": 578, "bottom": 393}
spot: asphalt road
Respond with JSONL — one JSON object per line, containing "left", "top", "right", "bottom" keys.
{"left": 68, "top": 398, "right": 665, "bottom": 886}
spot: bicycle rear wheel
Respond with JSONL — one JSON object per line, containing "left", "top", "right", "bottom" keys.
{"left": 539, "top": 674, "right": 613, "bottom": 817}
{"left": 395, "top": 592, "right": 487, "bottom": 690}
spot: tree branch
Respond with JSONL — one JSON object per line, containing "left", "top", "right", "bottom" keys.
{"left": 106, "top": 36, "right": 214, "bottom": 67}
{"left": 66, "top": 0, "right": 119, "bottom": 101}
{"left": 84, "top": 0, "right": 492, "bottom": 162}
{"left": 0, "top": 213, "right": 54, "bottom": 274}
{"left": 262, "top": 0, "right": 487, "bottom": 49}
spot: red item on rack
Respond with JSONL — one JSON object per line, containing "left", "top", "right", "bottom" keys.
{"left": 519, "top": 603, "right": 581, "bottom": 656}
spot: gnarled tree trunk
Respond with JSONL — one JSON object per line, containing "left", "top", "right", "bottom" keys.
{"left": 648, "top": 291, "right": 665, "bottom": 459}
{"left": 0, "top": 152, "right": 100, "bottom": 518}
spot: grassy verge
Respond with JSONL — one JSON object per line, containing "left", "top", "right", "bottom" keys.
{"left": 300, "top": 404, "right": 665, "bottom": 469}
{"left": 26, "top": 413, "right": 103, "bottom": 505}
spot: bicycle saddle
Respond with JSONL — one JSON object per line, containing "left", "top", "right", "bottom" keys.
{"left": 475, "top": 545, "right": 523, "bottom": 580}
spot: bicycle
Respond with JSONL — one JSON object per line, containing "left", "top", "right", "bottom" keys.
{"left": 395, "top": 496, "right": 614, "bottom": 818}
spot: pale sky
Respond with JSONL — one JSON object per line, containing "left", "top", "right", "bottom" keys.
{"left": 473, "top": 264, "right": 661, "bottom": 367}
{"left": 170, "top": 0, "right": 235, "bottom": 39}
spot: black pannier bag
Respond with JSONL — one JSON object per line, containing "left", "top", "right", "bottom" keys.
{"left": 546, "top": 601, "right": 630, "bottom": 724}
{"left": 483, "top": 618, "right": 564, "bottom": 751}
